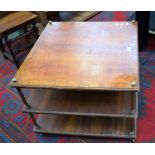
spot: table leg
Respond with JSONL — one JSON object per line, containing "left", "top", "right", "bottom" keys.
{"left": 29, "top": 113, "right": 40, "bottom": 128}
{"left": 16, "top": 87, "right": 40, "bottom": 128}
{"left": 16, "top": 87, "right": 31, "bottom": 109}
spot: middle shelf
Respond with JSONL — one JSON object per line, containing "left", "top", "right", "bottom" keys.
{"left": 23, "top": 89, "right": 137, "bottom": 118}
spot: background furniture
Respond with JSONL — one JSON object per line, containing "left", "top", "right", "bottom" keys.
{"left": 136, "top": 11, "right": 150, "bottom": 51}
{"left": 35, "top": 11, "right": 100, "bottom": 25}
{"left": 10, "top": 22, "right": 139, "bottom": 142}
{"left": 149, "top": 12, "right": 155, "bottom": 34}
{"left": 35, "top": 11, "right": 59, "bottom": 26}
{"left": 58, "top": 11, "right": 101, "bottom": 21}
{"left": 0, "top": 11, "right": 39, "bottom": 68}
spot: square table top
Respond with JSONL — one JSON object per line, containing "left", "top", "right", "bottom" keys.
{"left": 0, "top": 11, "right": 38, "bottom": 34}
{"left": 10, "top": 22, "right": 139, "bottom": 91}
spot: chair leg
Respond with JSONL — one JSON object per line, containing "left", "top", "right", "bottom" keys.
{"left": 35, "top": 26, "right": 39, "bottom": 38}
{"left": 32, "top": 22, "right": 39, "bottom": 38}
{"left": 24, "top": 27, "right": 31, "bottom": 43}
{"left": 0, "top": 37, "right": 8, "bottom": 59}
{"left": 9, "top": 49, "right": 20, "bottom": 68}
{"left": 6, "top": 39, "right": 20, "bottom": 68}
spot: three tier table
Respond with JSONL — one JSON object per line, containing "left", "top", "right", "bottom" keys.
{"left": 10, "top": 21, "right": 139, "bottom": 141}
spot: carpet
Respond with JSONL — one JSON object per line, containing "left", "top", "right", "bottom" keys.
{"left": 1, "top": 11, "right": 155, "bottom": 143}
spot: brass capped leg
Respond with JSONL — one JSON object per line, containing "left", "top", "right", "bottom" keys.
{"left": 130, "top": 109, "right": 135, "bottom": 115}
{"left": 129, "top": 130, "right": 135, "bottom": 135}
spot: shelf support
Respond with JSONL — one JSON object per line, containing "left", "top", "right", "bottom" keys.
{"left": 134, "top": 92, "right": 138, "bottom": 138}
{"left": 16, "top": 87, "right": 40, "bottom": 128}
{"left": 29, "top": 113, "right": 40, "bottom": 128}
{"left": 16, "top": 87, "right": 31, "bottom": 109}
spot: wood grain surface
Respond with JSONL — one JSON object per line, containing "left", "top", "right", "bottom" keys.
{"left": 24, "top": 89, "right": 137, "bottom": 117}
{"left": 10, "top": 22, "right": 139, "bottom": 90}
{"left": 34, "top": 114, "right": 135, "bottom": 138}
{"left": 0, "top": 11, "right": 38, "bottom": 33}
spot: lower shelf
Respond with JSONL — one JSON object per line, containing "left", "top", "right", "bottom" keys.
{"left": 34, "top": 114, "right": 136, "bottom": 138}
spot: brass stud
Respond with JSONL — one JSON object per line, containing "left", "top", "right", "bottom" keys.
{"left": 132, "top": 20, "right": 136, "bottom": 24}
{"left": 49, "top": 21, "right": 52, "bottom": 25}
{"left": 130, "top": 81, "right": 136, "bottom": 87}
{"left": 12, "top": 78, "right": 17, "bottom": 83}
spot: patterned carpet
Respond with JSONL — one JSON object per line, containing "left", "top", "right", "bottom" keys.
{"left": 1, "top": 11, "right": 155, "bottom": 143}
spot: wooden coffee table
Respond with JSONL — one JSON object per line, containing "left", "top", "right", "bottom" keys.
{"left": 0, "top": 11, "right": 39, "bottom": 68}
{"left": 10, "top": 21, "right": 139, "bottom": 141}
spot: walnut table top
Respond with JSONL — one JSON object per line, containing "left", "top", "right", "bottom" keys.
{"left": 10, "top": 22, "right": 139, "bottom": 91}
